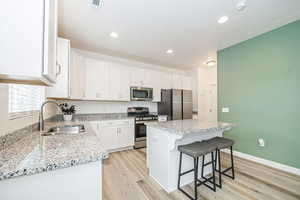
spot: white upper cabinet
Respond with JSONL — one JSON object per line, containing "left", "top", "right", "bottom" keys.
{"left": 182, "top": 76, "right": 192, "bottom": 90}
{"left": 130, "top": 68, "right": 145, "bottom": 87}
{"left": 161, "top": 72, "right": 172, "bottom": 89}
{"left": 70, "top": 50, "right": 86, "bottom": 99}
{"left": 108, "top": 63, "right": 131, "bottom": 101}
{"left": 172, "top": 74, "right": 192, "bottom": 90}
{"left": 172, "top": 74, "right": 183, "bottom": 89}
{"left": 149, "top": 70, "right": 162, "bottom": 102}
{"left": 85, "top": 58, "right": 109, "bottom": 100}
{"left": 43, "top": 0, "right": 58, "bottom": 83}
{"left": 47, "top": 38, "right": 70, "bottom": 98}
{"left": 46, "top": 48, "right": 192, "bottom": 101}
{"left": 0, "top": 0, "right": 57, "bottom": 85}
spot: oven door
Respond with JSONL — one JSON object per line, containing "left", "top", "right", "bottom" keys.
{"left": 135, "top": 122, "right": 147, "bottom": 140}
{"left": 130, "top": 87, "right": 153, "bottom": 101}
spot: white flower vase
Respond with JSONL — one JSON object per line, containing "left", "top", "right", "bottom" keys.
{"left": 63, "top": 114, "right": 73, "bottom": 121}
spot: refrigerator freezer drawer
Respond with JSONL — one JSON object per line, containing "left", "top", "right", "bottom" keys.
{"left": 183, "top": 102, "right": 193, "bottom": 119}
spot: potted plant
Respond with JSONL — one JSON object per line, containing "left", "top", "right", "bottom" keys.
{"left": 59, "top": 103, "right": 76, "bottom": 121}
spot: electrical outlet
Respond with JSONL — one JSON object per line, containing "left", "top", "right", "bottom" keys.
{"left": 222, "top": 107, "right": 230, "bottom": 113}
{"left": 258, "top": 138, "right": 265, "bottom": 147}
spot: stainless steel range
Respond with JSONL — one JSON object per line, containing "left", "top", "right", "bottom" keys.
{"left": 127, "top": 107, "right": 158, "bottom": 149}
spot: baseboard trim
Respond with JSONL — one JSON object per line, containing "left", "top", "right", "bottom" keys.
{"left": 107, "top": 146, "right": 133, "bottom": 153}
{"left": 222, "top": 149, "right": 300, "bottom": 176}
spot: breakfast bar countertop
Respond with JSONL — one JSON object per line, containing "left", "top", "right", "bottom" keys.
{"left": 0, "top": 121, "right": 107, "bottom": 181}
{"left": 145, "top": 119, "right": 234, "bottom": 136}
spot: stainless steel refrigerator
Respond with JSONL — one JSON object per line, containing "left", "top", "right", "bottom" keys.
{"left": 158, "top": 89, "right": 193, "bottom": 120}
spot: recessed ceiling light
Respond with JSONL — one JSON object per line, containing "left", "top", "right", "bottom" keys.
{"left": 236, "top": 0, "right": 247, "bottom": 11}
{"left": 110, "top": 32, "right": 119, "bottom": 38}
{"left": 166, "top": 49, "right": 173, "bottom": 54}
{"left": 218, "top": 16, "right": 229, "bottom": 24}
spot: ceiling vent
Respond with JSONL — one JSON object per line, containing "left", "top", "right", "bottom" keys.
{"left": 90, "top": 0, "right": 104, "bottom": 8}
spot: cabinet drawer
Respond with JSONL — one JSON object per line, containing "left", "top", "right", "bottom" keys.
{"left": 99, "top": 119, "right": 134, "bottom": 127}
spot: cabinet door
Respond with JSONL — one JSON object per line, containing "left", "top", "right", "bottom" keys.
{"left": 172, "top": 74, "right": 183, "bottom": 89}
{"left": 143, "top": 69, "right": 155, "bottom": 88}
{"left": 85, "top": 58, "right": 108, "bottom": 100}
{"left": 0, "top": 1, "right": 44, "bottom": 78}
{"left": 70, "top": 50, "right": 86, "bottom": 99}
{"left": 107, "top": 63, "right": 120, "bottom": 100}
{"left": 151, "top": 70, "right": 162, "bottom": 102}
{"left": 99, "top": 126, "right": 118, "bottom": 150}
{"left": 161, "top": 72, "right": 172, "bottom": 89}
{"left": 130, "top": 68, "right": 144, "bottom": 87}
{"left": 108, "top": 63, "right": 130, "bottom": 101}
{"left": 43, "top": 0, "right": 58, "bottom": 83}
{"left": 119, "top": 66, "right": 131, "bottom": 101}
{"left": 182, "top": 76, "right": 192, "bottom": 90}
{"left": 46, "top": 38, "right": 70, "bottom": 98}
{"left": 118, "top": 126, "right": 135, "bottom": 148}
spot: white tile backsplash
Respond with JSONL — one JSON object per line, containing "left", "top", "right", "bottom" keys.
{"left": 62, "top": 101, "right": 158, "bottom": 114}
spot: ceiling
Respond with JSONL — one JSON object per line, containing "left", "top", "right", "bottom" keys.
{"left": 58, "top": 0, "right": 300, "bottom": 69}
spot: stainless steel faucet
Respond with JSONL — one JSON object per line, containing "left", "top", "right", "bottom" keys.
{"left": 39, "top": 100, "right": 61, "bottom": 132}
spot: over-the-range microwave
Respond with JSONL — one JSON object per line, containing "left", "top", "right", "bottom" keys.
{"left": 130, "top": 87, "right": 153, "bottom": 101}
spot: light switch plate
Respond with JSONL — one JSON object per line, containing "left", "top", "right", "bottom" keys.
{"left": 222, "top": 107, "right": 230, "bottom": 113}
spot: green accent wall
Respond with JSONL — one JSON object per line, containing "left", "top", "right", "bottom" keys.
{"left": 218, "top": 20, "right": 300, "bottom": 169}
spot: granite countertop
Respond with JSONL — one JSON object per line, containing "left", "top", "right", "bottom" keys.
{"left": 0, "top": 119, "right": 110, "bottom": 181}
{"left": 145, "top": 119, "right": 234, "bottom": 136}
{"left": 70, "top": 113, "right": 135, "bottom": 121}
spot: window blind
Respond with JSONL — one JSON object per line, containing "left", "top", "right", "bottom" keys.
{"left": 8, "top": 84, "right": 45, "bottom": 119}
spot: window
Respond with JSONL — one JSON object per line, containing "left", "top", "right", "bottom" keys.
{"left": 8, "top": 84, "right": 45, "bottom": 119}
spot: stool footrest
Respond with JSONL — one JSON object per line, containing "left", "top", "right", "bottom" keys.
{"left": 180, "top": 168, "right": 195, "bottom": 176}
{"left": 203, "top": 161, "right": 214, "bottom": 166}
{"left": 215, "top": 167, "right": 234, "bottom": 179}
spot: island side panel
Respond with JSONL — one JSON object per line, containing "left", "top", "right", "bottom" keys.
{"left": 147, "top": 126, "right": 224, "bottom": 193}
{"left": 147, "top": 127, "right": 175, "bottom": 190}
{"left": 0, "top": 161, "right": 102, "bottom": 200}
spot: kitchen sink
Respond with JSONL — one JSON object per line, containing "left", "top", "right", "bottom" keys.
{"left": 41, "top": 125, "right": 86, "bottom": 136}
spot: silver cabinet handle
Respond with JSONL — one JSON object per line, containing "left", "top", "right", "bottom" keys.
{"left": 56, "top": 62, "right": 62, "bottom": 76}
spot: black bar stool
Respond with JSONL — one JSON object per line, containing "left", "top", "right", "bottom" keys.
{"left": 204, "top": 137, "right": 235, "bottom": 188}
{"left": 177, "top": 141, "right": 218, "bottom": 200}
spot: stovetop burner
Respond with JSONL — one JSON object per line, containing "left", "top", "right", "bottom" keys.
{"left": 127, "top": 107, "right": 158, "bottom": 121}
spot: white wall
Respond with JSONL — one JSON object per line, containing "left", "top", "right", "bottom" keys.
{"left": 0, "top": 84, "right": 56, "bottom": 137}
{"left": 197, "top": 65, "right": 217, "bottom": 121}
{"left": 60, "top": 100, "right": 157, "bottom": 114}
{"left": 187, "top": 68, "right": 199, "bottom": 112}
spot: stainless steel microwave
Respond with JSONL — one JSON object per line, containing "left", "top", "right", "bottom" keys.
{"left": 130, "top": 87, "right": 153, "bottom": 101}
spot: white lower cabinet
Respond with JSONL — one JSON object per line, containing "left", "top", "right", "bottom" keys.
{"left": 91, "top": 120, "right": 134, "bottom": 151}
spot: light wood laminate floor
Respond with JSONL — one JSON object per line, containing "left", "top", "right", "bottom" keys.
{"left": 103, "top": 148, "right": 300, "bottom": 200}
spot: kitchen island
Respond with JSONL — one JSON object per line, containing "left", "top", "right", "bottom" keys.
{"left": 146, "top": 119, "right": 234, "bottom": 193}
